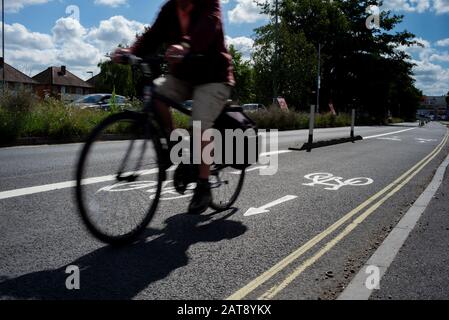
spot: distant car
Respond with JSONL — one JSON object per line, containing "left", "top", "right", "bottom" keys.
{"left": 71, "top": 94, "right": 129, "bottom": 111}
{"left": 182, "top": 100, "right": 193, "bottom": 110}
{"left": 241, "top": 103, "right": 267, "bottom": 112}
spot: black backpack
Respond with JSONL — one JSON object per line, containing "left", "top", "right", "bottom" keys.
{"left": 213, "top": 105, "right": 259, "bottom": 169}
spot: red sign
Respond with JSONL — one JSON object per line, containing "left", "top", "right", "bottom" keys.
{"left": 277, "top": 97, "right": 288, "bottom": 110}
{"left": 329, "top": 102, "right": 336, "bottom": 115}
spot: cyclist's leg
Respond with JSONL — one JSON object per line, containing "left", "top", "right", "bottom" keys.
{"left": 191, "top": 83, "right": 231, "bottom": 179}
{"left": 187, "top": 83, "right": 231, "bottom": 214}
{"left": 153, "top": 75, "right": 192, "bottom": 136}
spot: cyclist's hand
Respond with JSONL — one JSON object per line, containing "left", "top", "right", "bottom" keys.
{"left": 165, "top": 44, "right": 188, "bottom": 64}
{"left": 112, "top": 47, "right": 131, "bottom": 64}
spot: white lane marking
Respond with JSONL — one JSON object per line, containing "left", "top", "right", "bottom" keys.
{"left": 376, "top": 136, "right": 401, "bottom": 141}
{"left": 364, "top": 128, "right": 416, "bottom": 139}
{"left": 415, "top": 138, "right": 437, "bottom": 143}
{"left": 303, "top": 173, "right": 373, "bottom": 191}
{"left": 97, "top": 179, "right": 194, "bottom": 201}
{"left": 0, "top": 167, "right": 164, "bottom": 200}
{"left": 0, "top": 150, "right": 292, "bottom": 200}
{"left": 0, "top": 151, "right": 293, "bottom": 201}
{"left": 338, "top": 149, "right": 449, "bottom": 300}
{"left": 244, "top": 195, "right": 298, "bottom": 217}
{"left": 230, "top": 166, "right": 268, "bottom": 175}
{"left": 259, "top": 150, "right": 291, "bottom": 157}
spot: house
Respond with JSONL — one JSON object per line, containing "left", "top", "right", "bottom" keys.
{"left": 32, "top": 66, "right": 93, "bottom": 101}
{"left": 0, "top": 61, "right": 38, "bottom": 92}
{"left": 418, "top": 96, "right": 448, "bottom": 119}
{"left": 86, "top": 73, "right": 100, "bottom": 91}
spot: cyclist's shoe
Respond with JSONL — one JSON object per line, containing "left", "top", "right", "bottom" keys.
{"left": 187, "top": 179, "right": 211, "bottom": 215}
{"left": 174, "top": 163, "right": 198, "bottom": 194}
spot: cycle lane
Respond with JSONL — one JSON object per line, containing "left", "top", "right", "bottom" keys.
{"left": 0, "top": 123, "right": 446, "bottom": 299}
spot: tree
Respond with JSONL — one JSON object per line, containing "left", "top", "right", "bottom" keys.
{"left": 94, "top": 60, "right": 136, "bottom": 98}
{"left": 228, "top": 45, "right": 255, "bottom": 104}
{"left": 252, "top": 0, "right": 421, "bottom": 120}
{"left": 446, "top": 91, "right": 449, "bottom": 106}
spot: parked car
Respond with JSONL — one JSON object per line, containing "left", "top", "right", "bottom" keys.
{"left": 182, "top": 100, "right": 193, "bottom": 110}
{"left": 71, "top": 94, "right": 129, "bottom": 111}
{"left": 241, "top": 103, "right": 267, "bottom": 112}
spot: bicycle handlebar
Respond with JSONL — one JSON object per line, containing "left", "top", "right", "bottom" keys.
{"left": 112, "top": 52, "right": 204, "bottom": 66}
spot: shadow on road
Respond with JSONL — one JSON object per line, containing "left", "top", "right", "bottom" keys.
{"left": 0, "top": 209, "right": 246, "bottom": 300}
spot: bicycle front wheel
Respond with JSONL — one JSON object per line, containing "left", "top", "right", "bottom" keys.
{"left": 75, "top": 111, "right": 164, "bottom": 244}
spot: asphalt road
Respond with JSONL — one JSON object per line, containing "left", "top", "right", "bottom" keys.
{"left": 1, "top": 122, "right": 448, "bottom": 300}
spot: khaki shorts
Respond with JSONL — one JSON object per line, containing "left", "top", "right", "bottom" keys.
{"left": 154, "top": 75, "right": 231, "bottom": 129}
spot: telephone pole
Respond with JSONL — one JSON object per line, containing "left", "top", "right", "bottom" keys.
{"left": 316, "top": 43, "right": 321, "bottom": 113}
{"left": 2, "top": 0, "right": 5, "bottom": 94}
{"left": 273, "top": 0, "right": 279, "bottom": 104}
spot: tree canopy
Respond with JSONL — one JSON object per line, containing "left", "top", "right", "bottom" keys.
{"left": 252, "top": 0, "right": 422, "bottom": 120}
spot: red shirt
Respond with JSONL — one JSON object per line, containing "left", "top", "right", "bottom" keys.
{"left": 177, "top": 2, "right": 193, "bottom": 36}
{"left": 131, "top": 0, "right": 235, "bottom": 86}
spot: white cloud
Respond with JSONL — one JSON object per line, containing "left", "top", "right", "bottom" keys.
{"left": 228, "top": 0, "right": 268, "bottom": 24}
{"left": 86, "top": 16, "right": 146, "bottom": 53}
{"left": 397, "top": 38, "right": 449, "bottom": 95}
{"left": 429, "top": 52, "right": 449, "bottom": 62}
{"left": 52, "top": 17, "right": 87, "bottom": 44}
{"left": 94, "top": 0, "right": 128, "bottom": 7}
{"left": 382, "top": 0, "right": 449, "bottom": 14}
{"left": 436, "top": 38, "right": 449, "bottom": 47}
{"left": 4, "top": 16, "right": 145, "bottom": 80}
{"left": 225, "top": 35, "right": 254, "bottom": 59}
{"left": 382, "top": 0, "right": 430, "bottom": 13}
{"left": 433, "top": 0, "right": 449, "bottom": 13}
{"left": 2, "top": 23, "right": 53, "bottom": 50}
{"left": 3, "top": 0, "right": 51, "bottom": 13}
{"left": 412, "top": 59, "right": 449, "bottom": 95}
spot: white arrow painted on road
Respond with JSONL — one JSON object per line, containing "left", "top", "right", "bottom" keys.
{"left": 230, "top": 165, "right": 268, "bottom": 174}
{"left": 244, "top": 195, "right": 298, "bottom": 217}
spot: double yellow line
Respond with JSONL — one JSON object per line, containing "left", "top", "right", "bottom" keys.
{"left": 227, "top": 130, "right": 449, "bottom": 300}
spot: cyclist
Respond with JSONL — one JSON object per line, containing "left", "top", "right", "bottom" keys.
{"left": 113, "top": 0, "right": 235, "bottom": 214}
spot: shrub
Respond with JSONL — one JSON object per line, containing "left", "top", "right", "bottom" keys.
{"left": 249, "top": 109, "right": 351, "bottom": 130}
{"left": 0, "top": 89, "right": 37, "bottom": 143}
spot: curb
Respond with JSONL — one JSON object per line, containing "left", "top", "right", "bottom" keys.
{"left": 288, "top": 135, "right": 363, "bottom": 151}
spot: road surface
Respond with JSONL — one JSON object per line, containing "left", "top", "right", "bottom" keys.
{"left": 1, "top": 123, "right": 448, "bottom": 300}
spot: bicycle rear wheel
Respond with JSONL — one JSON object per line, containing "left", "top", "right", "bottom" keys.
{"left": 75, "top": 111, "right": 164, "bottom": 244}
{"left": 209, "top": 165, "right": 245, "bottom": 211}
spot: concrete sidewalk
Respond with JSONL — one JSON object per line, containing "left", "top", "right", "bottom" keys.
{"left": 370, "top": 165, "right": 449, "bottom": 300}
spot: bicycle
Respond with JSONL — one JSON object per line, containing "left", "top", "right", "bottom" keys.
{"left": 75, "top": 54, "right": 247, "bottom": 245}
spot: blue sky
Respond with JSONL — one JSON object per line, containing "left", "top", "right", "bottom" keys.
{"left": 1, "top": 0, "right": 449, "bottom": 95}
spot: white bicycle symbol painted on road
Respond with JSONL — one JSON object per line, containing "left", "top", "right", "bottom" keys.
{"left": 303, "top": 173, "right": 373, "bottom": 191}
{"left": 97, "top": 180, "right": 194, "bottom": 200}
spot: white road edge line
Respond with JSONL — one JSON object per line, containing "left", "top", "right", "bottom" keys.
{"left": 0, "top": 167, "right": 164, "bottom": 200}
{"left": 338, "top": 148, "right": 449, "bottom": 300}
{"left": 0, "top": 150, "right": 293, "bottom": 200}
{"left": 363, "top": 128, "right": 416, "bottom": 139}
